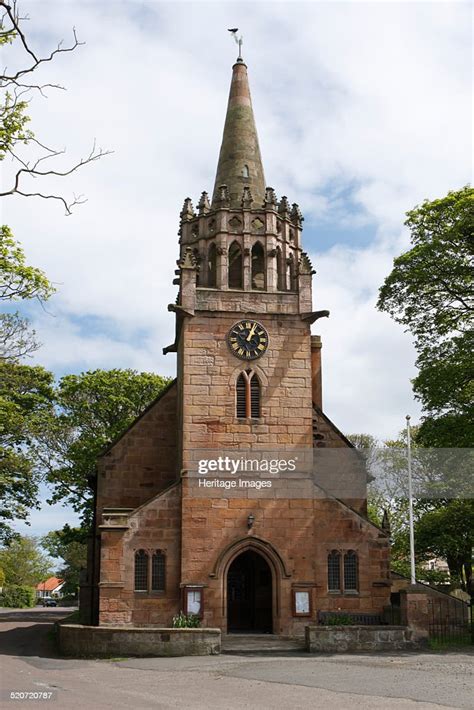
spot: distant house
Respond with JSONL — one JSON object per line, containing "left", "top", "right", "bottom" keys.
{"left": 423, "top": 558, "right": 450, "bottom": 574}
{"left": 36, "top": 577, "right": 65, "bottom": 599}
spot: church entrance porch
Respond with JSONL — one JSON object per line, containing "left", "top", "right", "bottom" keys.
{"left": 227, "top": 550, "right": 273, "bottom": 633}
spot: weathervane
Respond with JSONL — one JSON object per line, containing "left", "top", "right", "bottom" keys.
{"left": 228, "top": 28, "right": 243, "bottom": 62}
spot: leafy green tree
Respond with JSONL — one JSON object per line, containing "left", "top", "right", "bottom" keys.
{"left": 377, "top": 186, "right": 473, "bottom": 447}
{"left": 35, "top": 370, "right": 172, "bottom": 525}
{"left": 414, "top": 500, "right": 473, "bottom": 595}
{"left": 0, "top": 361, "right": 55, "bottom": 541}
{"left": 41, "top": 526, "right": 87, "bottom": 595}
{"left": 0, "top": 219, "right": 56, "bottom": 544}
{"left": 0, "top": 226, "right": 53, "bottom": 302}
{"left": 0, "top": 535, "right": 52, "bottom": 586}
{"left": 378, "top": 186, "right": 473, "bottom": 344}
{"left": 0, "top": 584, "right": 36, "bottom": 608}
{"left": 1, "top": 225, "right": 55, "bottom": 360}
{"left": 413, "top": 332, "right": 473, "bottom": 447}
{"left": 352, "top": 427, "right": 473, "bottom": 592}
{"left": 0, "top": 2, "right": 110, "bottom": 540}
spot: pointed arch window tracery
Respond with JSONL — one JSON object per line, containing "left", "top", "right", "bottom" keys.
{"left": 276, "top": 246, "right": 284, "bottom": 291}
{"left": 207, "top": 242, "right": 217, "bottom": 288}
{"left": 236, "top": 370, "right": 261, "bottom": 419}
{"left": 228, "top": 241, "right": 243, "bottom": 289}
{"left": 287, "top": 253, "right": 296, "bottom": 291}
{"left": 251, "top": 241, "right": 265, "bottom": 290}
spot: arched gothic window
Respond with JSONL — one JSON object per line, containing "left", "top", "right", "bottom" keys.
{"left": 152, "top": 551, "right": 166, "bottom": 592}
{"left": 193, "top": 248, "right": 201, "bottom": 287}
{"left": 207, "top": 242, "right": 217, "bottom": 288}
{"left": 251, "top": 242, "right": 265, "bottom": 290}
{"left": 134, "top": 549, "right": 167, "bottom": 593}
{"left": 134, "top": 550, "right": 148, "bottom": 592}
{"left": 276, "top": 246, "right": 284, "bottom": 291}
{"left": 242, "top": 164, "right": 250, "bottom": 178}
{"left": 287, "top": 254, "right": 295, "bottom": 291}
{"left": 228, "top": 241, "right": 243, "bottom": 289}
{"left": 327, "top": 550, "right": 341, "bottom": 592}
{"left": 236, "top": 370, "right": 261, "bottom": 419}
{"left": 343, "top": 551, "right": 358, "bottom": 591}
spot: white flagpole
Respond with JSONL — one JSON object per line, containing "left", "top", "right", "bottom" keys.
{"left": 406, "top": 415, "right": 416, "bottom": 585}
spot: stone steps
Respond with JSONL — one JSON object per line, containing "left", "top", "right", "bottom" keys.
{"left": 221, "top": 634, "right": 306, "bottom": 655}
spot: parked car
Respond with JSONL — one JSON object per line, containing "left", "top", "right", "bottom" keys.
{"left": 43, "top": 598, "right": 58, "bottom": 607}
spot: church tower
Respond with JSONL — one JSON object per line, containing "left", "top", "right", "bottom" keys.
{"left": 88, "top": 52, "right": 391, "bottom": 636}
{"left": 168, "top": 58, "right": 319, "bottom": 462}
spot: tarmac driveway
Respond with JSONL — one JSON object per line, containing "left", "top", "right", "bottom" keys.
{"left": 0, "top": 608, "right": 472, "bottom": 710}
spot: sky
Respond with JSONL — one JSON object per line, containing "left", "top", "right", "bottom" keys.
{"left": 3, "top": 0, "right": 472, "bottom": 536}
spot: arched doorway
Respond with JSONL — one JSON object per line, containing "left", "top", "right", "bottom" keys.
{"left": 227, "top": 550, "right": 272, "bottom": 633}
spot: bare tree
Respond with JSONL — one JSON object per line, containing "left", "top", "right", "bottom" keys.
{"left": 0, "top": 0, "right": 111, "bottom": 215}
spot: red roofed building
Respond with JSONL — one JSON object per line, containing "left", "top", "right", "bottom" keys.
{"left": 36, "top": 577, "right": 65, "bottom": 599}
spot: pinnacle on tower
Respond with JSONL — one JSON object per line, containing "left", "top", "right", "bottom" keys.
{"left": 211, "top": 61, "right": 266, "bottom": 208}
{"left": 197, "top": 191, "right": 211, "bottom": 215}
{"left": 180, "top": 197, "right": 195, "bottom": 221}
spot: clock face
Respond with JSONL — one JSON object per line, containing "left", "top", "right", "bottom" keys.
{"left": 227, "top": 320, "right": 269, "bottom": 360}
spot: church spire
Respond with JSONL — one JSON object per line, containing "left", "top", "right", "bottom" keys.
{"left": 211, "top": 61, "right": 266, "bottom": 209}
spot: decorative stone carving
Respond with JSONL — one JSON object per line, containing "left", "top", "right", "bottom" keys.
{"left": 299, "top": 251, "right": 316, "bottom": 275}
{"left": 241, "top": 186, "right": 253, "bottom": 208}
{"left": 198, "top": 191, "right": 211, "bottom": 215}
{"left": 264, "top": 187, "right": 277, "bottom": 209}
{"left": 267, "top": 248, "right": 277, "bottom": 258}
{"left": 208, "top": 218, "right": 216, "bottom": 234}
{"left": 217, "top": 184, "right": 230, "bottom": 207}
{"left": 291, "top": 202, "right": 304, "bottom": 225}
{"left": 178, "top": 246, "right": 199, "bottom": 270}
{"left": 251, "top": 216, "right": 264, "bottom": 231}
{"left": 278, "top": 196, "right": 290, "bottom": 217}
{"left": 229, "top": 215, "right": 242, "bottom": 231}
{"left": 180, "top": 197, "right": 195, "bottom": 221}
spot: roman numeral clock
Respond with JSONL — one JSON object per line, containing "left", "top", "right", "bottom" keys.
{"left": 227, "top": 320, "right": 269, "bottom": 360}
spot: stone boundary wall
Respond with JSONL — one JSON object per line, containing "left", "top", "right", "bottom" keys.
{"left": 57, "top": 624, "right": 221, "bottom": 658}
{"left": 305, "top": 625, "right": 427, "bottom": 653}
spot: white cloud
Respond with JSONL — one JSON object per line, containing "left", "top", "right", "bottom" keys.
{"left": 2, "top": 0, "right": 471, "bottom": 453}
{"left": 310, "top": 243, "right": 422, "bottom": 438}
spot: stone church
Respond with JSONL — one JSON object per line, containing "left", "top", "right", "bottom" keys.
{"left": 82, "top": 56, "right": 391, "bottom": 637}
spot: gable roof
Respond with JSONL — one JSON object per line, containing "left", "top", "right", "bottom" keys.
{"left": 313, "top": 404, "right": 355, "bottom": 448}
{"left": 98, "top": 378, "right": 177, "bottom": 459}
{"left": 36, "top": 576, "right": 64, "bottom": 592}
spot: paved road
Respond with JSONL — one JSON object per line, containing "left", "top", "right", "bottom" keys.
{"left": 0, "top": 608, "right": 473, "bottom": 710}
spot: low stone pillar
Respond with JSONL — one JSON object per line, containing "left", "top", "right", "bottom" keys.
{"left": 400, "top": 587, "right": 430, "bottom": 641}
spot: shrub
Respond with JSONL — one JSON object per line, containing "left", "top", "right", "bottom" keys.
{"left": 325, "top": 613, "right": 354, "bottom": 626}
{"left": 0, "top": 585, "right": 36, "bottom": 608}
{"left": 171, "top": 611, "right": 201, "bottom": 628}
{"left": 59, "top": 593, "right": 78, "bottom": 605}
